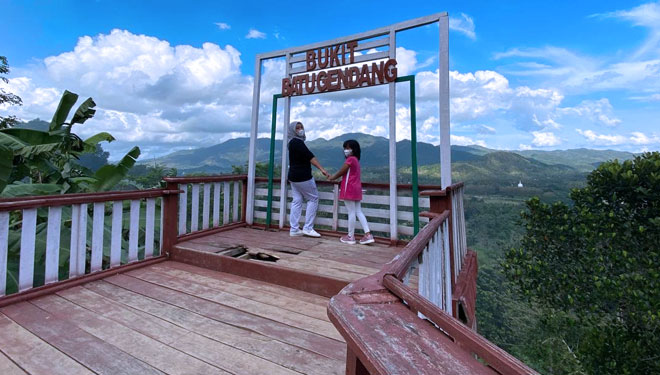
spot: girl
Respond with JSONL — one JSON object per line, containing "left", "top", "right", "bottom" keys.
{"left": 328, "top": 140, "right": 374, "bottom": 245}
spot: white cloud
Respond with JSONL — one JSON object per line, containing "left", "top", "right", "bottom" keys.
{"left": 559, "top": 99, "right": 621, "bottom": 127}
{"left": 576, "top": 129, "right": 627, "bottom": 145}
{"left": 519, "top": 144, "right": 533, "bottom": 150}
{"left": 449, "top": 13, "right": 476, "bottom": 40}
{"left": 630, "top": 93, "right": 660, "bottom": 101}
{"left": 531, "top": 131, "right": 561, "bottom": 147}
{"left": 451, "top": 134, "right": 486, "bottom": 147}
{"left": 215, "top": 22, "right": 230, "bottom": 30}
{"left": 2, "top": 30, "right": 257, "bottom": 159}
{"left": 246, "top": 28, "right": 266, "bottom": 39}
{"left": 496, "top": 3, "right": 660, "bottom": 94}
{"left": 592, "top": 1, "right": 660, "bottom": 60}
{"left": 630, "top": 131, "right": 660, "bottom": 145}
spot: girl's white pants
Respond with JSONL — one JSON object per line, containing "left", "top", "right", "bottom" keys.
{"left": 344, "top": 200, "right": 370, "bottom": 237}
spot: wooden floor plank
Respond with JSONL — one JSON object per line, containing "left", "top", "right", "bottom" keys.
{"left": 0, "top": 351, "right": 27, "bottom": 375}
{"left": 147, "top": 262, "right": 330, "bottom": 321}
{"left": 56, "top": 286, "right": 190, "bottom": 346}
{"left": 0, "top": 337, "right": 31, "bottom": 375}
{"left": 0, "top": 313, "right": 94, "bottom": 375}
{"left": 66, "top": 283, "right": 343, "bottom": 375}
{"left": 1, "top": 302, "right": 162, "bottom": 375}
{"left": 88, "top": 276, "right": 346, "bottom": 360}
{"left": 165, "top": 261, "right": 330, "bottom": 306}
{"left": 126, "top": 267, "right": 344, "bottom": 341}
{"left": 31, "top": 294, "right": 231, "bottom": 375}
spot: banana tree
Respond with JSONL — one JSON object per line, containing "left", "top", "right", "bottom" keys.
{"left": 0, "top": 90, "right": 141, "bottom": 196}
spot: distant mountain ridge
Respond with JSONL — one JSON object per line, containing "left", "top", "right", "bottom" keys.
{"left": 146, "top": 133, "right": 635, "bottom": 174}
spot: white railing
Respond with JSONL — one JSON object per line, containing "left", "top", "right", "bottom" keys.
{"left": 253, "top": 179, "right": 435, "bottom": 239}
{"left": 449, "top": 183, "right": 467, "bottom": 282}
{"left": 163, "top": 176, "right": 245, "bottom": 238}
{"left": 0, "top": 190, "right": 170, "bottom": 296}
{"left": 386, "top": 210, "right": 453, "bottom": 314}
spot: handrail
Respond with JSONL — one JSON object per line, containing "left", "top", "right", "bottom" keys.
{"left": 382, "top": 275, "right": 538, "bottom": 375}
{"left": 328, "top": 208, "right": 539, "bottom": 375}
{"left": 255, "top": 176, "right": 443, "bottom": 191}
{"left": 0, "top": 189, "right": 179, "bottom": 211}
{"left": 382, "top": 211, "right": 448, "bottom": 279}
{"left": 163, "top": 174, "right": 248, "bottom": 184}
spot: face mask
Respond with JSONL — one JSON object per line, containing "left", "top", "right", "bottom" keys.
{"left": 344, "top": 149, "right": 352, "bottom": 157}
{"left": 296, "top": 129, "right": 304, "bottom": 137}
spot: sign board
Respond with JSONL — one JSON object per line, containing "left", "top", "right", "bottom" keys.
{"left": 282, "top": 41, "right": 398, "bottom": 97}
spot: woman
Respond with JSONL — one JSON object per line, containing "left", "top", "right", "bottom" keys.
{"left": 287, "top": 121, "right": 329, "bottom": 237}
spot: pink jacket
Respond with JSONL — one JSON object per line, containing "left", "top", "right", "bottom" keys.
{"left": 339, "top": 156, "right": 362, "bottom": 201}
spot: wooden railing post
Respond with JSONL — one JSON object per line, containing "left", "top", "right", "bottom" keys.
{"left": 346, "top": 348, "right": 370, "bottom": 375}
{"left": 421, "top": 189, "right": 456, "bottom": 317}
{"left": 161, "top": 181, "right": 179, "bottom": 257}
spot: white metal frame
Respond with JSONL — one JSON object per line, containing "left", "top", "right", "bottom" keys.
{"left": 246, "top": 13, "right": 451, "bottom": 242}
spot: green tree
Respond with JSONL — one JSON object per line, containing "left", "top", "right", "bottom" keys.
{"left": 503, "top": 152, "right": 660, "bottom": 374}
{"left": 0, "top": 56, "right": 22, "bottom": 129}
{"left": 0, "top": 90, "right": 140, "bottom": 195}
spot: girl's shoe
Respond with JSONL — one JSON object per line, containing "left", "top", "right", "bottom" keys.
{"left": 340, "top": 235, "right": 356, "bottom": 244}
{"left": 359, "top": 233, "right": 375, "bottom": 245}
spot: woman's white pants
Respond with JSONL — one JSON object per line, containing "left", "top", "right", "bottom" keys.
{"left": 289, "top": 178, "right": 319, "bottom": 231}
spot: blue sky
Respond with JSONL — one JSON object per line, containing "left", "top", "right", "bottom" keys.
{"left": 1, "top": 0, "right": 659, "bottom": 159}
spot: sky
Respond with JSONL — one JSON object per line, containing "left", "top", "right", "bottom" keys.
{"left": 1, "top": 0, "right": 659, "bottom": 160}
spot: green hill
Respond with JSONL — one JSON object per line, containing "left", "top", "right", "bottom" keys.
{"left": 146, "top": 133, "right": 634, "bottom": 175}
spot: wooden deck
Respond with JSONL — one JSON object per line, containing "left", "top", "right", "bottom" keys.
{"left": 175, "top": 227, "right": 404, "bottom": 283}
{"left": 0, "top": 227, "right": 404, "bottom": 375}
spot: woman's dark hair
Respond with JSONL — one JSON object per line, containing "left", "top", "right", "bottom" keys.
{"left": 343, "top": 139, "right": 361, "bottom": 160}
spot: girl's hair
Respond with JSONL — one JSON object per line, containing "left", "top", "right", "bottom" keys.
{"left": 342, "top": 139, "right": 361, "bottom": 160}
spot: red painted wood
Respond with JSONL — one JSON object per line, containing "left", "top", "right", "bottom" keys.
{"left": 170, "top": 244, "right": 348, "bottom": 298}
{"left": 0, "top": 255, "right": 167, "bottom": 308}
{"left": 1, "top": 302, "right": 162, "bottom": 374}
{"left": 452, "top": 250, "right": 478, "bottom": 329}
{"left": 254, "top": 176, "right": 443, "bottom": 191}
{"left": 329, "top": 290, "right": 498, "bottom": 375}
{"left": 382, "top": 211, "right": 449, "bottom": 279}
{"left": 163, "top": 175, "right": 247, "bottom": 184}
{"left": 0, "top": 189, "right": 179, "bottom": 211}
{"left": 176, "top": 221, "right": 247, "bottom": 242}
{"left": 94, "top": 274, "right": 346, "bottom": 360}
{"left": 161, "top": 181, "right": 180, "bottom": 257}
{"left": 382, "top": 275, "right": 538, "bottom": 375}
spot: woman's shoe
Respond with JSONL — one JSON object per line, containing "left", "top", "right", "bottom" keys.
{"left": 359, "top": 233, "right": 375, "bottom": 245}
{"left": 340, "top": 235, "right": 356, "bottom": 244}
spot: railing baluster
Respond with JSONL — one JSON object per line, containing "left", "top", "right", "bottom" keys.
{"left": 191, "top": 184, "right": 200, "bottom": 232}
{"left": 45, "top": 206, "right": 62, "bottom": 284}
{"left": 178, "top": 184, "right": 188, "bottom": 235}
{"left": 110, "top": 201, "right": 122, "bottom": 267}
{"left": 212, "top": 182, "right": 220, "bottom": 227}
{"left": 69, "top": 204, "right": 80, "bottom": 277}
{"left": 202, "top": 183, "right": 210, "bottom": 230}
{"left": 0, "top": 212, "right": 8, "bottom": 296}
{"left": 443, "top": 220, "right": 452, "bottom": 315}
{"left": 159, "top": 197, "right": 163, "bottom": 256}
{"left": 332, "top": 184, "right": 339, "bottom": 231}
{"left": 128, "top": 199, "right": 140, "bottom": 262}
{"left": 223, "top": 181, "right": 230, "bottom": 224}
{"left": 69, "top": 204, "right": 87, "bottom": 278}
{"left": 233, "top": 181, "right": 240, "bottom": 222}
{"left": 145, "top": 198, "right": 156, "bottom": 258}
{"left": 90, "top": 202, "right": 104, "bottom": 272}
{"left": 18, "top": 208, "right": 37, "bottom": 292}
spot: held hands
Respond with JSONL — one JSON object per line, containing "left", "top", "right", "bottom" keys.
{"left": 321, "top": 169, "right": 330, "bottom": 178}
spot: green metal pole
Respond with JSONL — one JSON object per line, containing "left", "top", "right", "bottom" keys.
{"left": 396, "top": 75, "right": 420, "bottom": 235}
{"left": 266, "top": 94, "right": 282, "bottom": 228}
